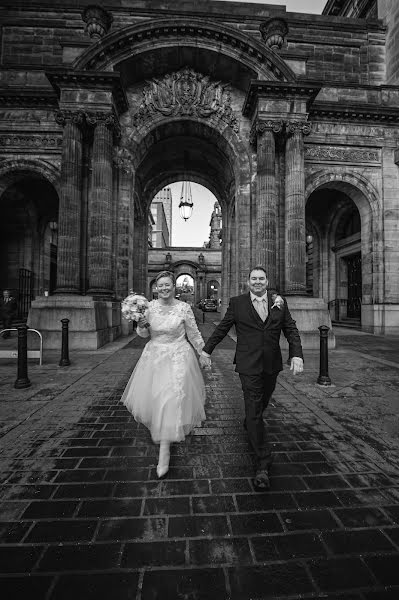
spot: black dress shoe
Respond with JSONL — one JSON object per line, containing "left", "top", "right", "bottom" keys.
{"left": 253, "top": 469, "right": 270, "bottom": 491}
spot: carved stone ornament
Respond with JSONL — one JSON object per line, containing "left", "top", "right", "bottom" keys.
{"left": 131, "top": 67, "right": 239, "bottom": 132}
{"left": 305, "top": 145, "right": 380, "bottom": 163}
{"left": 55, "top": 110, "right": 85, "bottom": 127}
{"left": 113, "top": 147, "right": 134, "bottom": 174}
{"left": 0, "top": 134, "right": 62, "bottom": 149}
{"left": 249, "top": 119, "right": 283, "bottom": 147}
{"left": 86, "top": 111, "right": 121, "bottom": 139}
{"left": 86, "top": 111, "right": 116, "bottom": 128}
{"left": 286, "top": 121, "right": 312, "bottom": 136}
{"left": 259, "top": 18, "right": 289, "bottom": 51}
{"left": 82, "top": 5, "right": 113, "bottom": 40}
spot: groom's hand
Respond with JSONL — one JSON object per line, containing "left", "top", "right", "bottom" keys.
{"left": 290, "top": 357, "right": 303, "bottom": 375}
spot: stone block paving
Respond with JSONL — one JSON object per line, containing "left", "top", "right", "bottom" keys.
{"left": 0, "top": 321, "right": 399, "bottom": 599}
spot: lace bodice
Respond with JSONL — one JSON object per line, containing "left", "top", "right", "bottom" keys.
{"left": 137, "top": 300, "right": 204, "bottom": 354}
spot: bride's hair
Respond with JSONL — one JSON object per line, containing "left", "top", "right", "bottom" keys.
{"left": 155, "top": 270, "right": 176, "bottom": 285}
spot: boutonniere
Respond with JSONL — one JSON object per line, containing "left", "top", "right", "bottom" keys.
{"left": 271, "top": 294, "right": 284, "bottom": 310}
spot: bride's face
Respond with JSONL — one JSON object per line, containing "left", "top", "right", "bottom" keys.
{"left": 157, "top": 276, "right": 175, "bottom": 300}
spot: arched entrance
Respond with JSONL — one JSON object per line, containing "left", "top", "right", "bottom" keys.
{"left": 305, "top": 172, "right": 381, "bottom": 332}
{"left": 0, "top": 167, "right": 59, "bottom": 319}
{"left": 73, "top": 16, "right": 296, "bottom": 311}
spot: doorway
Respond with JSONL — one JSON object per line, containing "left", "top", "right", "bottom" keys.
{"left": 346, "top": 253, "right": 362, "bottom": 319}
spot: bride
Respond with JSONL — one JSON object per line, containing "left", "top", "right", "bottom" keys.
{"left": 121, "top": 270, "right": 211, "bottom": 478}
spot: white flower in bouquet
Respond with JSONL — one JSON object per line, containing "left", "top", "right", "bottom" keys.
{"left": 271, "top": 293, "right": 284, "bottom": 310}
{"left": 121, "top": 292, "right": 150, "bottom": 327}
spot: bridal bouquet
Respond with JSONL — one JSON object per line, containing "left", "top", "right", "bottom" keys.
{"left": 121, "top": 292, "right": 150, "bottom": 327}
{"left": 271, "top": 293, "right": 284, "bottom": 310}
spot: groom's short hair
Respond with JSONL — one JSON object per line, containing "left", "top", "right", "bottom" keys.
{"left": 248, "top": 266, "right": 268, "bottom": 279}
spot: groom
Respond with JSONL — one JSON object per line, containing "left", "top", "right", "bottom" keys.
{"left": 200, "top": 266, "right": 303, "bottom": 490}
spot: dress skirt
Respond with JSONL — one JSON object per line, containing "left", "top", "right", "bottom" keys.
{"left": 121, "top": 337, "right": 206, "bottom": 443}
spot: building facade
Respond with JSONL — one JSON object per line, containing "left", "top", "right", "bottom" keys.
{"left": 1, "top": 0, "right": 399, "bottom": 347}
{"left": 150, "top": 187, "right": 172, "bottom": 248}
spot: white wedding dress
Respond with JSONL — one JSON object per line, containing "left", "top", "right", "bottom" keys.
{"left": 121, "top": 300, "right": 206, "bottom": 443}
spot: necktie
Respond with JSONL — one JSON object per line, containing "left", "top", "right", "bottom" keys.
{"left": 254, "top": 297, "right": 267, "bottom": 321}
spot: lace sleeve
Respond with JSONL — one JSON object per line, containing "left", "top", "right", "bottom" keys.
{"left": 184, "top": 305, "right": 205, "bottom": 355}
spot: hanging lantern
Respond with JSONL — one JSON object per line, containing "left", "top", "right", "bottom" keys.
{"left": 178, "top": 180, "right": 194, "bottom": 221}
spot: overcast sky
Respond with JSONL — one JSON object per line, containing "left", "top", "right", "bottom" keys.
{"left": 214, "top": 0, "right": 327, "bottom": 12}
{"left": 166, "top": 0, "right": 327, "bottom": 246}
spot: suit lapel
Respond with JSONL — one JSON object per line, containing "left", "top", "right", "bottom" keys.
{"left": 264, "top": 291, "right": 274, "bottom": 329}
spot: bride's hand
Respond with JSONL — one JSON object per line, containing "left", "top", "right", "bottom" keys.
{"left": 199, "top": 355, "right": 211, "bottom": 370}
{"left": 137, "top": 315, "right": 149, "bottom": 328}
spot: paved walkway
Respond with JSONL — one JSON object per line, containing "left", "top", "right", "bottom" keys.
{"left": 0, "top": 315, "right": 399, "bottom": 599}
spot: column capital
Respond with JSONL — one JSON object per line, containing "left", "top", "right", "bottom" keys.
{"left": 85, "top": 110, "right": 121, "bottom": 139}
{"left": 249, "top": 119, "right": 283, "bottom": 147}
{"left": 285, "top": 120, "right": 312, "bottom": 137}
{"left": 55, "top": 110, "right": 85, "bottom": 128}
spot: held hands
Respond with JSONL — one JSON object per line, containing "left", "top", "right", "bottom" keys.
{"left": 199, "top": 354, "right": 212, "bottom": 371}
{"left": 290, "top": 357, "right": 304, "bottom": 376}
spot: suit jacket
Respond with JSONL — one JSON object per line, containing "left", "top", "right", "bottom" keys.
{"left": 202, "top": 291, "right": 303, "bottom": 375}
{"left": 0, "top": 296, "right": 18, "bottom": 319}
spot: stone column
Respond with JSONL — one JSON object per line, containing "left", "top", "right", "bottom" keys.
{"left": 114, "top": 150, "right": 135, "bottom": 299}
{"left": 54, "top": 111, "right": 84, "bottom": 293}
{"left": 253, "top": 120, "right": 282, "bottom": 287}
{"left": 133, "top": 216, "right": 146, "bottom": 294}
{"left": 284, "top": 121, "right": 311, "bottom": 295}
{"left": 87, "top": 113, "right": 117, "bottom": 296}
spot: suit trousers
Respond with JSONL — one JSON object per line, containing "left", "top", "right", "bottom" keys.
{"left": 239, "top": 371, "right": 278, "bottom": 471}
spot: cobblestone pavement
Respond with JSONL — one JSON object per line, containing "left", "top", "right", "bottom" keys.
{"left": 0, "top": 315, "right": 399, "bottom": 599}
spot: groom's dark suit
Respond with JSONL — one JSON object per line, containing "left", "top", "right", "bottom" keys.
{"left": 203, "top": 290, "right": 303, "bottom": 472}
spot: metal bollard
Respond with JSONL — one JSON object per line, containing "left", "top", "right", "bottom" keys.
{"left": 14, "top": 324, "right": 31, "bottom": 389}
{"left": 317, "top": 325, "right": 332, "bottom": 386}
{"left": 59, "top": 318, "right": 71, "bottom": 366}
{"left": 202, "top": 310, "right": 205, "bottom": 324}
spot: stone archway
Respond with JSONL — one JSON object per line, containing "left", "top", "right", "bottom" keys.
{"left": 117, "top": 105, "right": 251, "bottom": 310}
{"left": 0, "top": 166, "right": 60, "bottom": 317}
{"left": 74, "top": 17, "right": 296, "bottom": 83}
{"left": 305, "top": 170, "right": 382, "bottom": 332}
{"left": 41, "top": 12, "right": 329, "bottom": 348}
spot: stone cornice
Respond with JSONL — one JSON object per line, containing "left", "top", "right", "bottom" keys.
{"left": 243, "top": 81, "right": 321, "bottom": 118}
{"left": 0, "top": 89, "right": 58, "bottom": 109}
{"left": 310, "top": 102, "right": 399, "bottom": 124}
{"left": 45, "top": 69, "right": 128, "bottom": 115}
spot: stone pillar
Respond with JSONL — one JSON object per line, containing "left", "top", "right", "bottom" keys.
{"left": 87, "top": 113, "right": 117, "bottom": 296}
{"left": 114, "top": 148, "right": 135, "bottom": 299}
{"left": 253, "top": 120, "right": 282, "bottom": 287}
{"left": 54, "top": 111, "right": 84, "bottom": 293}
{"left": 284, "top": 121, "right": 310, "bottom": 295}
{"left": 133, "top": 216, "right": 146, "bottom": 294}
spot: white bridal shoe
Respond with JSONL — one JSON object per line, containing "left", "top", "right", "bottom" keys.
{"left": 157, "top": 442, "right": 170, "bottom": 478}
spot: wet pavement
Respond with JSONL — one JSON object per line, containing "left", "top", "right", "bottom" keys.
{"left": 0, "top": 314, "right": 399, "bottom": 599}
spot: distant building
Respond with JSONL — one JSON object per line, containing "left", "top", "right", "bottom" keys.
{"left": 208, "top": 201, "right": 222, "bottom": 249}
{"left": 151, "top": 188, "right": 172, "bottom": 247}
